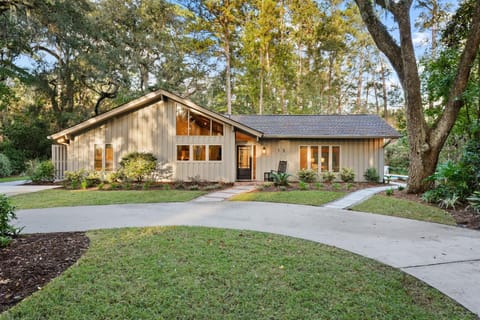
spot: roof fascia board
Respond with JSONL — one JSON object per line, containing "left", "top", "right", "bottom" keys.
{"left": 261, "top": 135, "right": 401, "bottom": 139}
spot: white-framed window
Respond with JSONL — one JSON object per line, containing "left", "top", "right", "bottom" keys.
{"left": 299, "top": 145, "right": 340, "bottom": 172}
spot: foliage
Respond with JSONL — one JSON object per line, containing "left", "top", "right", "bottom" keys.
{"left": 339, "top": 167, "right": 355, "bottom": 182}
{"left": 298, "top": 181, "right": 309, "bottom": 190}
{"left": 272, "top": 172, "right": 291, "bottom": 187}
{"left": 29, "top": 160, "right": 55, "bottom": 183}
{"left": 363, "top": 168, "right": 379, "bottom": 183}
{"left": 385, "top": 138, "right": 409, "bottom": 175}
{"left": 297, "top": 169, "right": 317, "bottom": 183}
{"left": 64, "top": 169, "right": 87, "bottom": 189}
{"left": 0, "top": 153, "right": 12, "bottom": 177}
{"left": 321, "top": 171, "right": 336, "bottom": 183}
{"left": 467, "top": 191, "right": 480, "bottom": 214}
{"left": 385, "top": 188, "right": 394, "bottom": 196}
{"left": 0, "top": 194, "right": 21, "bottom": 247}
{"left": 119, "top": 152, "right": 157, "bottom": 182}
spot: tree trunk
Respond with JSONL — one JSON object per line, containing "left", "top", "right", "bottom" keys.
{"left": 381, "top": 61, "right": 388, "bottom": 120}
{"left": 225, "top": 40, "right": 232, "bottom": 115}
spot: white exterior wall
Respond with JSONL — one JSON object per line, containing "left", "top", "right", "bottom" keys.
{"left": 252, "top": 138, "right": 385, "bottom": 182}
{"left": 65, "top": 100, "right": 237, "bottom": 182}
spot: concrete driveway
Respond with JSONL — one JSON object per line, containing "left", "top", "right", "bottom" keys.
{"left": 15, "top": 201, "right": 480, "bottom": 316}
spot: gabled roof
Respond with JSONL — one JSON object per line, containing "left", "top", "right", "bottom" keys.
{"left": 49, "top": 89, "right": 263, "bottom": 140}
{"left": 230, "top": 114, "right": 401, "bottom": 139}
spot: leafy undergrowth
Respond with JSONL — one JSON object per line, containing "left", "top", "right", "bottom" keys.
{"left": 1, "top": 227, "right": 473, "bottom": 319}
{"left": 11, "top": 189, "right": 206, "bottom": 209}
{"left": 230, "top": 190, "right": 346, "bottom": 206}
{"left": 351, "top": 195, "right": 457, "bottom": 225}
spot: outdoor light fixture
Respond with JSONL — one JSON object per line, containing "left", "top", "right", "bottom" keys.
{"left": 262, "top": 146, "right": 266, "bottom": 154}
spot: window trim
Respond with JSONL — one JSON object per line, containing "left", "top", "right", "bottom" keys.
{"left": 176, "top": 105, "right": 224, "bottom": 136}
{"left": 299, "top": 145, "right": 340, "bottom": 172}
{"left": 94, "top": 143, "right": 114, "bottom": 172}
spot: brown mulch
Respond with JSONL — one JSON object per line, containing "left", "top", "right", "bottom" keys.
{"left": 0, "top": 232, "right": 89, "bottom": 313}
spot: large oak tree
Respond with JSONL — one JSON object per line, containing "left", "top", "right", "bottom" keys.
{"left": 354, "top": 0, "right": 480, "bottom": 193}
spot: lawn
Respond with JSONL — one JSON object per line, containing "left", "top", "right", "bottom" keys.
{"left": 230, "top": 190, "right": 345, "bottom": 206}
{"left": 1, "top": 227, "right": 473, "bottom": 319}
{"left": 11, "top": 189, "right": 206, "bottom": 209}
{"left": 351, "top": 195, "right": 457, "bottom": 225}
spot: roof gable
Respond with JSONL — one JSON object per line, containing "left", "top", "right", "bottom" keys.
{"left": 49, "top": 89, "right": 262, "bottom": 140}
{"left": 230, "top": 114, "right": 401, "bottom": 139}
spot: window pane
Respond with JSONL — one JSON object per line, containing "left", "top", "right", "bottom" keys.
{"left": 105, "top": 144, "right": 114, "bottom": 171}
{"left": 209, "top": 145, "right": 222, "bottom": 161}
{"left": 311, "top": 146, "right": 319, "bottom": 171}
{"left": 176, "top": 106, "right": 189, "bottom": 135}
{"left": 189, "top": 111, "right": 210, "bottom": 136}
{"left": 193, "top": 145, "right": 206, "bottom": 161}
{"left": 177, "top": 145, "right": 190, "bottom": 161}
{"left": 94, "top": 144, "right": 102, "bottom": 171}
{"left": 300, "top": 146, "right": 308, "bottom": 170}
{"left": 332, "top": 146, "right": 340, "bottom": 172}
{"left": 212, "top": 120, "right": 224, "bottom": 136}
{"left": 321, "top": 146, "right": 329, "bottom": 172}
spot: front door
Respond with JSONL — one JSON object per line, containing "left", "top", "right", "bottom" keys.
{"left": 237, "top": 145, "right": 252, "bottom": 180}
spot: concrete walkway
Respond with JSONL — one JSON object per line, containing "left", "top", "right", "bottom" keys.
{"left": 0, "top": 180, "right": 59, "bottom": 196}
{"left": 14, "top": 200, "right": 480, "bottom": 316}
{"left": 192, "top": 184, "right": 257, "bottom": 202}
{"left": 323, "top": 182, "right": 406, "bottom": 209}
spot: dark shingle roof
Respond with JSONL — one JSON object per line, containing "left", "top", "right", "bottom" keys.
{"left": 230, "top": 114, "right": 401, "bottom": 138}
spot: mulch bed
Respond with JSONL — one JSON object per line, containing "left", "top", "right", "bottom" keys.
{"left": 0, "top": 232, "right": 89, "bottom": 313}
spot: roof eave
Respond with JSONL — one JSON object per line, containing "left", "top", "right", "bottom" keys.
{"left": 261, "top": 134, "right": 402, "bottom": 139}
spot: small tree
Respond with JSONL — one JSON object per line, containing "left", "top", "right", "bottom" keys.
{"left": 120, "top": 152, "right": 157, "bottom": 182}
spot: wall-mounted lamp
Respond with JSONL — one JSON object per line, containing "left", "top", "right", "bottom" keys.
{"left": 262, "top": 146, "right": 266, "bottom": 154}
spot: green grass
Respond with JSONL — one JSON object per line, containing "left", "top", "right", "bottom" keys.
{"left": 351, "top": 195, "right": 457, "bottom": 225}
{"left": 1, "top": 227, "right": 473, "bottom": 319}
{"left": 0, "top": 176, "right": 28, "bottom": 183}
{"left": 11, "top": 189, "right": 206, "bottom": 209}
{"left": 230, "top": 190, "right": 346, "bottom": 206}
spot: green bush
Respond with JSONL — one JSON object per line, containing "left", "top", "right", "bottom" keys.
{"left": 29, "top": 160, "right": 55, "bottom": 183}
{"left": 298, "top": 181, "right": 309, "bottom": 190}
{"left": 364, "top": 167, "right": 380, "bottom": 183}
{"left": 0, "top": 194, "right": 21, "bottom": 247}
{"left": 321, "top": 171, "right": 336, "bottom": 183}
{"left": 120, "top": 152, "right": 157, "bottom": 182}
{"left": 0, "top": 153, "right": 12, "bottom": 177}
{"left": 272, "top": 172, "right": 291, "bottom": 187}
{"left": 425, "top": 161, "right": 470, "bottom": 201}
{"left": 385, "top": 188, "right": 394, "bottom": 196}
{"left": 297, "top": 169, "right": 317, "bottom": 183}
{"left": 467, "top": 191, "right": 480, "bottom": 214}
{"left": 339, "top": 167, "right": 355, "bottom": 182}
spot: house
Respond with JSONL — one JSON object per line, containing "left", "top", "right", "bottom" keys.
{"left": 49, "top": 89, "right": 401, "bottom": 182}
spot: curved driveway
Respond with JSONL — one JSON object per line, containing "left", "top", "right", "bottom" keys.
{"left": 15, "top": 201, "right": 480, "bottom": 316}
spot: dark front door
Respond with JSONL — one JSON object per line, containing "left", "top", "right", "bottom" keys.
{"left": 237, "top": 145, "right": 252, "bottom": 180}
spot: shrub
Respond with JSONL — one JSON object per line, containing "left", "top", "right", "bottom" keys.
{"left": 467, "top": 191, "right": 480, "bottom": 214}
{"left": 385, "top": 188, "right": 394, "bottom": 196}
{"left": 426, "top": 160, "right": 470, "bottom": 201}
{"left": 272, "top": 172, "right": 291, "bottom": 187}
{"left": 189, "top": 185, "right": 199, "bottom": 191}
{"left": 298, "top": 181, "right": 308, "bottom": 190}
{"left": 120, "top": 152, "right": 157, "bottom": 182}
{"left": 0, "top": 194, "right": 21, "bottom": 247}
{"left": 315, "top": 182, "right": 323, "bottom": 190}
{"left": 0, "top": 154, "right": 12, "bottom": 177}
{"left": 340, "top": 167, "right": 355, "bottom": 182}
{"left": 30, "top": 160, "right": 55, "bottom": 183}
{"left": 332, "top": 183, "right": 341, "bottom": 190}
{"left": 297, "top": 169, "right": 317, "bottom": 183}
{"left": 64, "top": 169, "right": 87, "bottom": 189}
{"left": 204, "top": 184, "right": 222, "bottom": 191}
{"left": 439, "top": 194, "right": 460, "bottom": 210}
{"left": 398, "top": 185, "right": 405, "bottom": 191}
{"left": 364, "top": 167, "right": 380, "bottom": 183}
{"left": 321, "top": 171, "right": 336, "bottom": 183}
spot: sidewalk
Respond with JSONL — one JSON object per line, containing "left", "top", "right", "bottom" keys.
{"left": 0, "top": 180, "right": 59, "bottom": 196}
{"left": 323, "top": 182, "right": 406, "bottom": 209}
{"left": 191, "top": 184, "right": 257, "bottom": 202}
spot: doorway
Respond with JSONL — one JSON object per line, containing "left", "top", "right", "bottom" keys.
{"left": 237, "top": 145, "right": 252, "bottom": 180}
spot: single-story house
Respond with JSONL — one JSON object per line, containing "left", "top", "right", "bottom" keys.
{"left": 49, "top": 89, "right": 401, "bottom": 182}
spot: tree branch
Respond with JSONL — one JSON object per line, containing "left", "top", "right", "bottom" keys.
{"left": 354, "top": 0, "right": 404, "bottom": 82}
